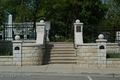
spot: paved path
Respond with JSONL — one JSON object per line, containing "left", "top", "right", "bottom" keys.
{"left": 0, "top": 64, "right": 120, "bottom": 77}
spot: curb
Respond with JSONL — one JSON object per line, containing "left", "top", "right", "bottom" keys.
{"left": 0, "top": 71, "right": 116, "bottom": 77}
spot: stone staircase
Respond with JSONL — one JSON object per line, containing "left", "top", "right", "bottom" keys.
{"left": 43, "top": 43, "right": 77, "bottom": 64}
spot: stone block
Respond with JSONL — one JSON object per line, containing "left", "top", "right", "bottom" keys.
{"left": 81, "top": 53, "right": 86, "bottom": 57}
{"left": 98, "top": 53, "right": 104, "bottom": 57}
{"left": 95, "top": 61, "right": 98, "bottom": 64}
{"left": 98, "top": 61, "right": 104, "bottom": 64}
{"left": 13, "top": 50, "right": 19, "bottom": 54}
{"left": 13, "top": 62, "right": 16, "bottom": 66}
{"left": 81, "top": 61, "right": 87, "bottom": 64}
{"left": 22, "top": 62, "right": 27, "bottom": 65}
{"left": 103, "top": 61, "right": 106, "bottom": 64}
{"left": 92, "top": 46, "right": 97, "bottom": 49}
{"left": 86, "top": 53, "right": 93, "bottom": 57}
{"left": 15, "top": 54, "right": 21, "bottom": 58}
{"left": 81, "top": 46, "right": 91, "bottom": 49}
{"left": 79, "top": 57, "right": 84, "bottom": 60}
{"left": 4, "top": 62, "right": 13, "bottom": 66}
{"left": 26, "top": 62, "right": 39, "bottom": 66}
{"left": 83, "top": 64, "right": 88, "bottom": 67}
{"left": 107, "top": 61, "right": 112, "bottom": 64}
{"left": 103, "top": 53, "right": 106, "bottom": 56}
{"left": 15, "top": 62, "right": 21, "bottom": 66}
{"left": 22, "top": 47, "right": 28, "bottom": 50}
{"left": 98, "top": 57, "right": 101, "bottom": 60}
{"left": 34, "top": 47, "right": 40, "bottom": 50}
{"left": 24, "top": 54, "right": 33, "bottom": 57}
{"left": 83, "top": 49, "right": 89, "bottom": 53}
{"left": 113, "top": 61, "right": 119, "bottom": 64}
{"left": 100, "top": 57, "right": 106, "bottom": 60}
{"left": 0, "top": 58, "right": 9, "bottom": 61}
{"left": 27, "top": 47, "right": 34, "bottom": 49}
{"left": 22, "top": 50, "right": 31, "bottom": 54}
{"left": 22, "top": 58, "right": 30, "bottom": 61}
{"left": 93, "top": 53, "right": 98, "bottom": 57}
{"left": 83, "top": 57, "right": 90, "bottom": 60}
{"left": 90, "top": 57, "right": 98, "bottom": 60}
{"left": 13, "top": 58, "right": 19, "bottom": 62}
{"left": 89, "top": 49, "right": 97, "bottom": 53}
{"left": 78, "top": 49, "right": 83, "bottom": 53}
{"left": 89, "top": 64, "right": 98, "bottom": 68}
{"left": 100, "top": 50, "right": 106, "bottom": 53}
{"left": 8, "top": 58, "right": 13, "bottom": 62}
{"left": 87, "top": 61, "right": 95, "bottom": 64}
{"left": 107, "top": 64, "right": 118, "bottom": 68}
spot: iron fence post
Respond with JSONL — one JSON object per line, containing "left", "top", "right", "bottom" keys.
{"left": 114, "top": 25, "right": 115, "bottom": 42}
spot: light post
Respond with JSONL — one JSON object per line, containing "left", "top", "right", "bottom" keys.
{"left": 53, "top": 5, "right": 56, "bottom": 42}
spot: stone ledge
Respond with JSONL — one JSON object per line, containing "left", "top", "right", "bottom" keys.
{"left": 107, "top": 58, "right": 120, "bottom": 61}
{"left": 77, "top": 43, "right": 97, "bottom": 46}
{"left": 0, "top": 56, "right": 13, "bottom": 58}
{"left": 106, "top": 43, "right": 118, "bottom": 46}
{"left": 22, "top": 44, "right": 43, "bottom": 47}
{"left": 22, "top": 40, "right": 36, "bottom": 43}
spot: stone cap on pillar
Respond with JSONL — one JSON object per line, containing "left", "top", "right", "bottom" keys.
{"left": 36, "top": 20, "right": 45, "bottom": 26}
{"left": 12, "top": 40, "right": 22, "bottom": 43}
{"left": 74, "top": 19, "right": 83, "bottom": 25}
{"left": 96, "top": 34, "right": 107, "bottom": 42}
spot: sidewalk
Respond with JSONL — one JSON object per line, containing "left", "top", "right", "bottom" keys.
{"left": 0, "top": 64, "right": 120, "bottom": 76}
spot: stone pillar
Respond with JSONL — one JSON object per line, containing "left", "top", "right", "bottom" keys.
{"left": 12, "top": 41, "right": 22, "bottom": 66}
{"left": 36, "top": 20, "right": 46, "bottom": 44}
{"left": 8, "top": 14, "right": 13, "bottom": 40}
{"left": 74, "top": 19, "right": 83, "bottom": 47}
{"left": 96, "top": 34, "right": 107, "bottom": 68}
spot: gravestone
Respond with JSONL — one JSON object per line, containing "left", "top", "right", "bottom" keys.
{"left": 116, "top": 31, "right": 120, "bottom": 42}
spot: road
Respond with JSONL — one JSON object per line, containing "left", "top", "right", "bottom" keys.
{"left": 0, "top": 73, "right": 120, "bottom": 80}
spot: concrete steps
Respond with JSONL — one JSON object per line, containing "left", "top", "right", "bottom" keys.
{"left": 43, "top": 44, "right": 77, "bottom": 64}
{"left": 43, "top": 61, "right": 77, "bottom": 64}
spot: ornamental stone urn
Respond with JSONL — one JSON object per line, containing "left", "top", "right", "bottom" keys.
{"left": 15, "top": 35, "right": 20, "bottom": 40}
{"left": 98, "top": 34, "right": 104, "bottom": 39}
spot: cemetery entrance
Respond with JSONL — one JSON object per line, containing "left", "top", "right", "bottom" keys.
{"left": 49, "top": 22, "right": 74, "bottom": 42}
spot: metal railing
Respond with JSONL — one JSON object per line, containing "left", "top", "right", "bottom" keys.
{"left": 0, "top": 23, "right": 36, "bottom": 41}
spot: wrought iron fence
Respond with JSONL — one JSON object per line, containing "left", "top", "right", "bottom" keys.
{"left": 0, "top": 23, "right": 36, "bottom": 41}
{"left": 83, "top": 25, "right": 120, "bottom": 43}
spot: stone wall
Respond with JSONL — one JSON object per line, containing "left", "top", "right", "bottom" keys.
{"left": 76, "top": 43, "right": 120, "bottom": 68}
{"left": 107, "top": 59, "right": 120, "bottom": 68}
{"left": 22, "top": 46, "right": 43, "bottom": 66}
{"left": 0, "top": 56, "right": 13, "bottom": 66}
{"left": 76, "top": 44, "right": 98, "bottom": 67}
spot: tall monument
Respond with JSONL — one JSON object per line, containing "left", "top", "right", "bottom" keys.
{"left": 8, "top": 14, "right": 13, "bottom": 40}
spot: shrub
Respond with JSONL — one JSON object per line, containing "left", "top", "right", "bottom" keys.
{"left": 107, "top": 53, "right": 120, "bottom": 58}
{"left": 0, "top": 48, "right": 12, "bottom": 56}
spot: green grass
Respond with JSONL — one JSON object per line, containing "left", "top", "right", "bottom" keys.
{"left": 107, "top": 53, "right": 120, "bottom": 58}
{"left": 0, "top": 48, "right": 12, "bottom": 56}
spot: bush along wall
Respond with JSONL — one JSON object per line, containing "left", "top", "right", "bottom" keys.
{"left": 0, "top": 48, "right": 12, "bottom": 56}
{"left": 107, "top": 53, "right": 120, "bottom": 58}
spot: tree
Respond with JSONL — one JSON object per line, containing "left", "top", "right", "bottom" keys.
{"left": 102, "top": 0, "right": 120, "bottom": 26}
{"left": 0, "top": 1, "right": 6, "bottom": 31}
{"left": 44, "top": 0, "right": 108, "bottom": 42}
{"left": 0, "top": 0, "right": 108, "bottom": 42}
